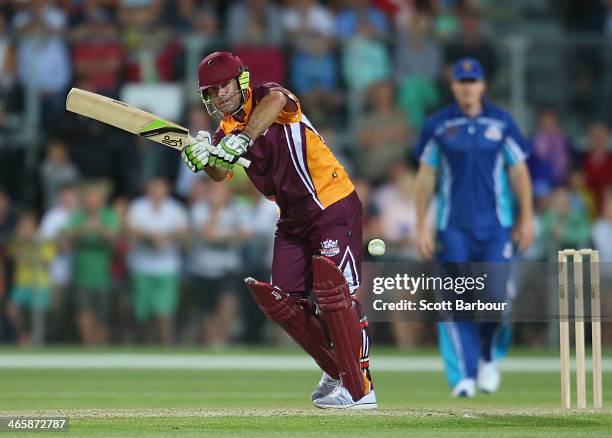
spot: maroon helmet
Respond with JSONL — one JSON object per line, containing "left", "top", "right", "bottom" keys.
{"left": 198, "top": 52, "right": 250, "bottom": 118}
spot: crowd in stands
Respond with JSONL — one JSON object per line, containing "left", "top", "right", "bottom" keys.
{"left": 0, "top": 0, "right": 610, "bottom": 346}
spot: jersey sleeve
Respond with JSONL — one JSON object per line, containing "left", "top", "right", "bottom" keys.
{"left": 253, "top": 83, "right": 302, "bottom": 124}
{"left": 413, "top": 118, "right": 440, "bottom": 168}
{"left": 502, "top": 117, "right": 529, "bottom": 166}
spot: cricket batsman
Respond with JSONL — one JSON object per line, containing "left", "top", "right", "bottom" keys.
{"left": 181, "top": 52, "right": 376, "bottom": 409}
{"left": 414, "top": 58, "right": 534, "bottom": 397}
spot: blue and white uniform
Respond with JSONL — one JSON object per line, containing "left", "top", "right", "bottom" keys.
{"left": 413, "top": 69, "right": 529, "bottom": 389}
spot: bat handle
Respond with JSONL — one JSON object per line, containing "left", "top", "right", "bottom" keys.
{"left": 236, "top": 156, "right": 251, "bottom": 168}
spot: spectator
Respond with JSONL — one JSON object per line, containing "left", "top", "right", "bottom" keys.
{"left": 336, "top": 0, "right": 389, "bottom": 41}
{"left": 124, "top": 29, "right": 184, "bottom": 82}
{"left": 162, "top": 0, "right": 197, "bottom": 33}
{"left": 372, "top": 166, "right": 420, "bottom": 260}
{"left": 226, "top": 0, "right": 283, "bottom": 47}
{"left": 120, "top": 1, "right": 182, "bottom": 82}
{"left": 233, "top": 14, "right": 286, "bottom": 86}
{"left": 6, "top": 211, "right": 54, "bottom": 345}
{"left": 64, "top": 181, "right": 119, "bottom": 344}
{"left": 431, "top": 0, "right": 461, "bottom": 40}
{"left": 11, "top": 0, "right": 67, "bottom": 33}
{"left": 283, "top": 0, "right": 341, "bottom": 125}
{"left": 39, "top": 182, "right": 78, "bottom": 298}
{"left": 567, "top": 168, "right": 597, "bottom": 221}
{"left": 0, "top": 187, "right": 17, "bottom": 244}
{"left": 0, "top": 13, "right": 16, "bottom": 98}
{"left": 584, "top": 122, "right": 612, "bottom": 212}
{"left": 186, "top": 175, "right": 211, "bottom": 208}
{"left": 181, "top": 7, "right": 221, "bottom": 82}
{"left": 126, "top": 177, "right": 188, "bottom": 344}
{"left": 395, "top": 11, "right": 441, "bottom": 130}
{"left": 592, "top": 187, "right": 612, "bottom": 262}
{"left": 373, "top": 166, "right": 430, "bottom": 347}
{"left": 110, "top": 195, "right": 132, "bottom": 344}
{"left": 539, "top": 186, "right": 591, "bottom": 256}
{"left": 444, "top": 7, "right": 498, "bottom": 82}
{"left": 120, "top": 132, "right": 178, "bottom": 197}
{"left": 342, "top": 16, "right": 391, "bottom": 118}
{"left": 528, "top": 108, "right": 572, "bottom": 197}
{"left": 187, "top": 182, "right": 251, "bottom": 346}
{"left": 16, "top": 15, "right": 71, "bottom": 126}
{"left": 0, "top": 188, "right": 17, "bottom": 328}
{"left": 118, "top": 0, "right": 163, "bottom": 30}
{"left": 282, "top": 0, "right": 335, "bottom": 41}
{"left": 40, "top": 139, "right": 80, "bottom": 209}
{"left": 356, "top": 81, "right": 411, "bottom": 184}
{"left": 70, "top": 8, "right": 123, "bottom": 96}
{"left": 39, "top": 182, "right": 79, "bottom": 341}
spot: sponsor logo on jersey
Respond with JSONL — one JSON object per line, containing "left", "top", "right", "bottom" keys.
{"left": 320, "top": 239, "right": 340, "bottom": 257}
{"left": 484, "top": 126, "right": 503, "bottom": 141}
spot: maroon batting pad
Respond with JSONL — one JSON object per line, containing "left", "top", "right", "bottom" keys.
{"left": 244, "top": 277, "right": 339, "bottom": 379}
{"left": 311, "top": 256, "right": 367, "bottom": 401}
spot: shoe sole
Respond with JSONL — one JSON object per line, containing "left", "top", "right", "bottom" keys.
{"left": 313, "top": 402, "right": 378, "bottom": 410}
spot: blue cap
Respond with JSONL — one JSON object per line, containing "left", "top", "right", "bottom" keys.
{"left": 453, "top": 58, "right": 484, "bottom": 81}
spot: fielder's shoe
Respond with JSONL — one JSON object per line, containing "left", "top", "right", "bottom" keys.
{"left": 451, "top": 378, "right": 476, "bottom": 398}
{"left": 314, "top": 385, "right": 377, "bottom": 410}
{"left": 311, "top": 372, "right": 341, "bottom": 401}
{"left": 477, "top": 360, "right": 500, "bottom": 393}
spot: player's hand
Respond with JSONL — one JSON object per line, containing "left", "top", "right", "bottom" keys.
{"left": 512, "top": 217, "right": 534, "bottom": 252}
{"left": 218, "top": 133, "right": 253, "bottom": 163}
{"left": 182, "top": 130, "right": 212, "bottom": 172}
{"left": 208, "top": 145, "right": 236, "bottom": 171}
{"left": 416, "top": 224, "right": 435, "bottom": 261}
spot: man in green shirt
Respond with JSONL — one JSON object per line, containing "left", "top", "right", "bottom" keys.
{"left": 65, "top": 181, "right": 119, "bottom": 344}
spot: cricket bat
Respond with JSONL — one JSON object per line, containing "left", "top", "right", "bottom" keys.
{"left": 65, "top": 87, "right": 250, "bottom": 168}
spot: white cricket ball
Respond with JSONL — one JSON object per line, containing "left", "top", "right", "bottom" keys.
{"left": 368, "top": 238, "right": 386, "bottom": 257}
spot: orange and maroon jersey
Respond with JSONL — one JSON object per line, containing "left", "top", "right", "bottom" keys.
{"left": 212, "top": 83, "right": 354, "bottom": 235}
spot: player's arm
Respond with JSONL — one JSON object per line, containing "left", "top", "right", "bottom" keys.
{"left": 242, "top": 90, "right": 291, "bottom": 140}
{"left": 216, "top": 91, "right": 296, "bottom": 163}
{"left": 412, "top": 120, "right": 439, "bottom": 260}
{"left": 204, "top": 166, "right": 228, "bottom": 182}
{"left": 508, "top": 161, "right": 534, "bottom": 251}
{"left": 504, "top": 117, "right": 534, "bottom": 252}
{"left": 414, "top": 163, "right": 437, "bottom": 260}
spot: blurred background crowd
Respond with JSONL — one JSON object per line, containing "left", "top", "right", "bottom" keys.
{"left": 0, "top": 0, "right": 611, "bottom": 347}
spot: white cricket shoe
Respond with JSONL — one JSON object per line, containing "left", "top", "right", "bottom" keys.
{"left": 311, "top": 372, "right": 341, "bottom": 401}
{"left": 451, "top": 378, "right": 476, "bottom": 398}
{"left": 314, "top": 385, "right": 377, "bottom": 410}
{"left": 477, "top": 360, "right": 500, "bottom": 393}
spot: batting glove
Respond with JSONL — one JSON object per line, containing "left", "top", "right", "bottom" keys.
{"left": 182, "top": 130, "right": 212, "bottom": 172}
{"left": 218, "top": 133, "right": 253, "bottom": 163}
{"left": 208, "top": 145, "right": 236, "bottom": 171}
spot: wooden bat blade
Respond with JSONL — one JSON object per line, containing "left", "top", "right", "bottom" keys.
{"left": 66, "top": 87, "right": 189, "bottom": 151}
{"left": 65, "top": 88, "right": 251, "bottom": 168}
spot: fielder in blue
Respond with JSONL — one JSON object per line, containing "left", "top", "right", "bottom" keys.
{"left": 413, "top": 58, "right": 534, "bottom": 397}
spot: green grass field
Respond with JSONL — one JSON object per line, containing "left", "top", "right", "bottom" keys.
{"left": 0, "top": 347, "right": 611, "bottom": 437}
